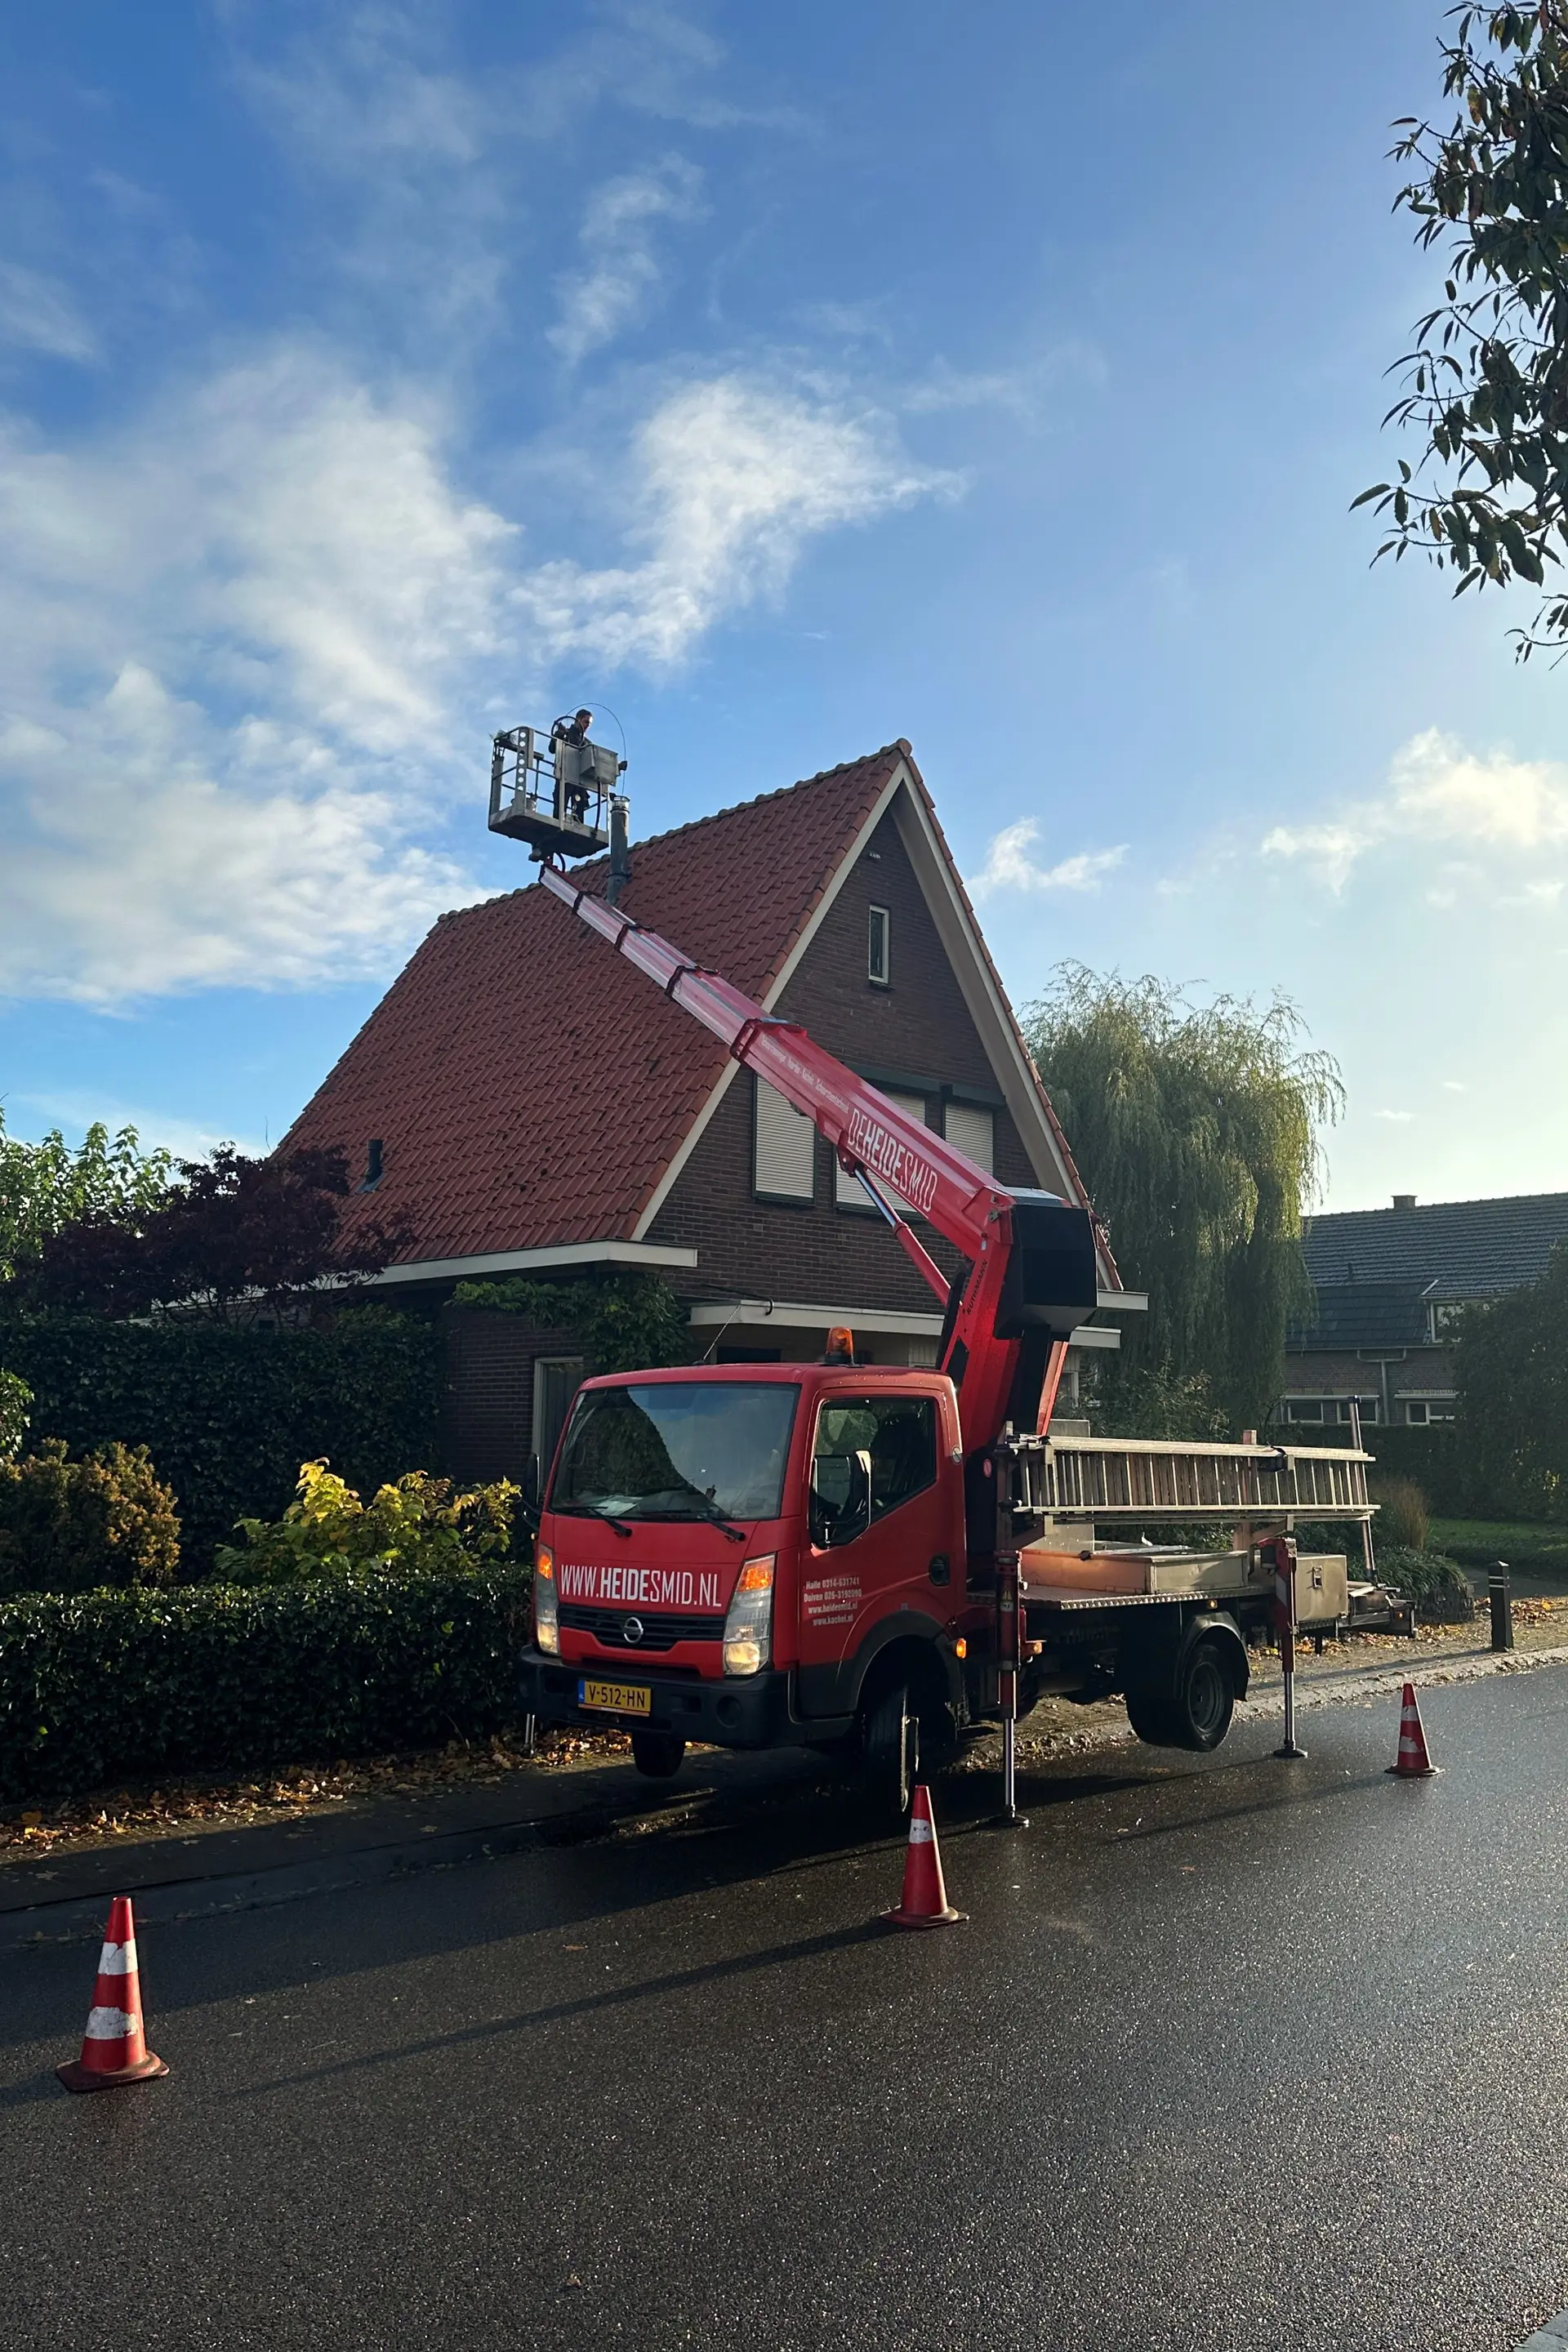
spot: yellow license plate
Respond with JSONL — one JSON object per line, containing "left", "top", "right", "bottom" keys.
{"left": 578, "top": 1677, "right": 652, "bottom": 1717}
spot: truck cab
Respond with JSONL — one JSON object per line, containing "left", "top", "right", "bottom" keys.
{"left": 518, "top": 1360, "right": 977, "bottom": 1809}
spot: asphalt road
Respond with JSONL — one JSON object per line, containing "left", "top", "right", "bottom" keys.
{"left": 4, "top": 1668, "right": 1568, "bottom": 2352}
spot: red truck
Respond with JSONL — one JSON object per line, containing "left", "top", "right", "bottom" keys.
{"left": 512, "top": 855, "right": 1314, "bottom": 1815}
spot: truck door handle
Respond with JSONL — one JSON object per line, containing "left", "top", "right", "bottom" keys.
{"left": 928, "top": 1555, "right": 951, "bottom": 1587}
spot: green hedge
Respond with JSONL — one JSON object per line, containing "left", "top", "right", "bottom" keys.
{"left": 0, "top": 1440, "right": 180, "bottom": 1600}
{"left": 0, "top": 1310, "right": 441, "bottom": 1574}
{"left": 0, "top": 1563, "right": 530, "bottom": 1802}
{"left": 1285, "top": 1423, "right": 1488, "bottom": 1517}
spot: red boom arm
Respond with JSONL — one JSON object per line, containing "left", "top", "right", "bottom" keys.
{"left": 539, "top": 864, "right": 1095, "bottom": 1454}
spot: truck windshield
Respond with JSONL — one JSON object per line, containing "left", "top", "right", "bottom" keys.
{"left": 550, "top": 1382, "right": 799, "bottom": 1523}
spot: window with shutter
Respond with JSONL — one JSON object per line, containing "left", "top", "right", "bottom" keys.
{"left": 753, "top": 1077, "right": 815, "bottom": 1200}
{"left": 944, "top": 1101, "right": 994, "bottom": 1174}
{"left": 836, "top": 1090, "right": 929, "bottom": 1208}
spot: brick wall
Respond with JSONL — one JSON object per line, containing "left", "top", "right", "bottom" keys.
{"left": 648, "top": 809, "right": 1038, "bottom": 1312}
{"left": 439, "top": 1306, "right": 580, "bottom": 1484}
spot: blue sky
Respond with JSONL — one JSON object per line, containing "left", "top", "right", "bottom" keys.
{"left": 2, "top": 1, "right": 1565, "bottom": 1209}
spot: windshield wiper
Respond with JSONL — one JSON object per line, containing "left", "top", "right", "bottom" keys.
{"left": 631, "top": 1501, "right": 748, "bottom": 1542}
{"left": 558, "top": 1503, "right": 633, "bottom": 1538}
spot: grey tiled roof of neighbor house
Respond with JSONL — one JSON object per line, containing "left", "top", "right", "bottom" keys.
{"left": 1301, "top": 1192, "right": 1568, "bottom": 1296}
{"left": 1289, "top": 1281, "right": 1432, "bottom": 1349}
{"left": 1285, "top": 1190, "right": 1568, "bottom": 1356}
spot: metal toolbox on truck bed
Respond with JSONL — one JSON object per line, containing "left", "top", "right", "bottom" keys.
{"left": 1018, "top": 1544, "right": 1349, "bottom": 1624}
{"left": 1292, "top": 1552, "right": 1348, "bottom": 1627}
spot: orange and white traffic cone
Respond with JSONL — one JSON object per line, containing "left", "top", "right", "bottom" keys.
{"left": 880, "top": 1784, "right": 965, "bottom": 1929}
{"left": 1386, "top": 1682, "right": 1437, "bottom": 1780}
{"left": 56, "top": 1896, "right": 168, "bottom": 2092}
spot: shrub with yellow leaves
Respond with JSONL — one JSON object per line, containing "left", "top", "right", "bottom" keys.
{"left": 213, "top": 1459, "right": 519, "bottom": 1585}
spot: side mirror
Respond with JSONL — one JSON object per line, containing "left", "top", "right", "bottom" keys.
{"left": 523, "top": 1454, "right": 541, "bottom": 1510}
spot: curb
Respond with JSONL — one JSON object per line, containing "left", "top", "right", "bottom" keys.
{"left": 1236, "top": 1635, "right": 1568, "bottom": 1719}
{"left": 10, "top": 1643, "right": 1567, "bottom": 1953}
{"left": 1, "top": 1789, "right": 666, "bottom": 1953}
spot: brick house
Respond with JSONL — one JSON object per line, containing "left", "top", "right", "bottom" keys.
{"left": 1281, "top": 1188, "right": 1568, "bottom": 1430}
{"left": 283, "top": 740, "right": 1134, "bottom": 1480}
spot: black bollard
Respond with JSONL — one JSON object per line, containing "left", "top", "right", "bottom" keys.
{"left": 1488, "top": 1561, "right": 1514, "bottom": 1654}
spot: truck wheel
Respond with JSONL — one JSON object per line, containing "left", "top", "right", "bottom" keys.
{"left": 863, "top": 1682, "right": 919, "bottom": 1821}
{"left": 1167, "top": 1633, "right": 1236, "bottom": 1752}
{"left": 630, "top": 1731, "right": 686, "bottom": 1780}
{"left": 1125, "top": 1680, "right": 1178, "bottom": 1747}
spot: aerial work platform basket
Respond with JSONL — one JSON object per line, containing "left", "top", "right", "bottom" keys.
{"left": 488, "top": 722, "right": 626, "bottom": 862}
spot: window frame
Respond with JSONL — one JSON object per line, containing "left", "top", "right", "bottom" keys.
{"left": 751, "top": 1073, "right": 816, "bottom": 1206}
{"left": 943, "top": 1099, "right": 995, "bottom": 1174}
{"left": 867, "top": 903, "right": 891, "bottom": 987}
{"left": 809, "top": 1390, "right": 939, "bottom": 1532}
{"left": 532, "top": 1353, "right": 586, "bottom": 1485}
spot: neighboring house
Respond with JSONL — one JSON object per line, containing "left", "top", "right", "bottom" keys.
{"left": 283, "top": 739, "right": 1136, "bottom": 1481}
{"left": 1282, "top": 1189, "right": 1568, "bottom": 1430}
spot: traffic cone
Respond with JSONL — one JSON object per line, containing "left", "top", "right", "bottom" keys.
{"left": 1386, "top": 1682, "right": 1437, "bottom": 1780}
{"left": 56, "top": 1896, "right": 168, "bottom": 2092}
{"left": 880, "top": 1784, "right": 965, "bottom": 1928}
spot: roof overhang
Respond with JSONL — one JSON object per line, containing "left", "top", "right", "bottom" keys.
{"left": 686, "top": 1296, "right": 1117, "bottom": 1350}
{"left": 367, "top": 1241, "right": 699, "bottom": 1288}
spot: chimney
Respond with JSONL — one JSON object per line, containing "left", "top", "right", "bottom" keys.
{"left": 1392, "top": 1193, "right": 1415, "bottom": 1211}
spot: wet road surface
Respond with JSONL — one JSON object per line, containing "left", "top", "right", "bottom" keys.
{"left": 3, "top": 1665, "right": 1566, "bottom": 2351}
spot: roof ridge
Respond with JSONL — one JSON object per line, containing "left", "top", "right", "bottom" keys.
{"left": 1307, "top": 1189, "right": 1568, "bottom": 1220}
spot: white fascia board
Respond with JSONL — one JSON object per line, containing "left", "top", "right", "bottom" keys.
{"left": 1098, "top": 1288, "right": 1147, "bottom": 1312}
{"left": 686, "top": 1297, "right": 1119, "bottom": 1352}
{"left": 688, "top": 1297, "right": 942, "bottom": 1338}
{"left": 630, "top": 765, "right": 909, "bottom": 1243}
{"left": 368, "top": 1241, "right": 699, "bottom": 1288}
{"left": 885, "top": 786, "right": 1119, "bottom": 1294}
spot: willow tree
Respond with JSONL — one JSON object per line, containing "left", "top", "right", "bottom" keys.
{"left": 1357, "top": 5, "right": 1568, "bottom": 657}
{"left": 1025, "top": 969, "right": 1343, "bottom": 1434}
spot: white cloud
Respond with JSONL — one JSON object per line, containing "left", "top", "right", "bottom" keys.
{"left": 549, "top": 158, "right": 706, "bottom": 367}
{"left": 1373, "top": 1109, "right": 1414, "bottom": 1124}
{"left": 516, "top": 375, "right": 951, "bottom": 668}
{"left": 1263, "top": 728, "right": 1568, "bottom": 893}
{"left": 0, "top": 344, "right": 515, "bottom": 755}
{"left": 0, "top": 350, "right": 949, "bottom": 1001}
{"left": 0, "top": 662, "right": 479, "bottom": 1006}
{"left": 232, "top": 6, "right": 800, "bottom": 350}
{"left": 903, "top": 341, "right": 1107, "bottom": 421}
{"left": 0, "top": 263, "right": 99, "bottom": 363}
{"left": 0, "top": 346, "right": 512, "bottom": 1002}
{"left": 968, "top": 818, "right": 1126, "bottom": 901}
{"left": 234, "top": 7, "right": 509, "bottom": 345}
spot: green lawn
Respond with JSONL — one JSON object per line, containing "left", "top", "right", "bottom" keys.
{"left": 1428, "top": 1517, "right": 1568, "bottom": 1584}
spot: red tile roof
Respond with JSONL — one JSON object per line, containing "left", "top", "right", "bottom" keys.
{"left": 282, "top": 745, "right": 907, "bottom": 1263}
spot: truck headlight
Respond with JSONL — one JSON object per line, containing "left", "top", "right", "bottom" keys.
{"left": 724, "top": 1554, "right": 775, "bottom": 1677}
{"left": 533, "top": 1543, "right": 559, "bottom": 1657}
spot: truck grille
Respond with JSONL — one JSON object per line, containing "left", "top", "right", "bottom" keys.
{"left": 559, "top": 1603, "right": 725, "bottom": 1653}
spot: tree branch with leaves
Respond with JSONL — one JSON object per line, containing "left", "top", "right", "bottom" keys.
{"left": 1359, "top": 3, "right": 1568, "bottom": 655}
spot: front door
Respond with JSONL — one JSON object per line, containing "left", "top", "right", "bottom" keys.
{"left": 797, "top": 1388, "right": 952, "bottom": 1713}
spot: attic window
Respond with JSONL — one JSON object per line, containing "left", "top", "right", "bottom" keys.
{"left": 360, "top": 1139, "right": 385, "bottom": 1192}
{"left": 867, "top": 905, "right": 890, "bottom": 987}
